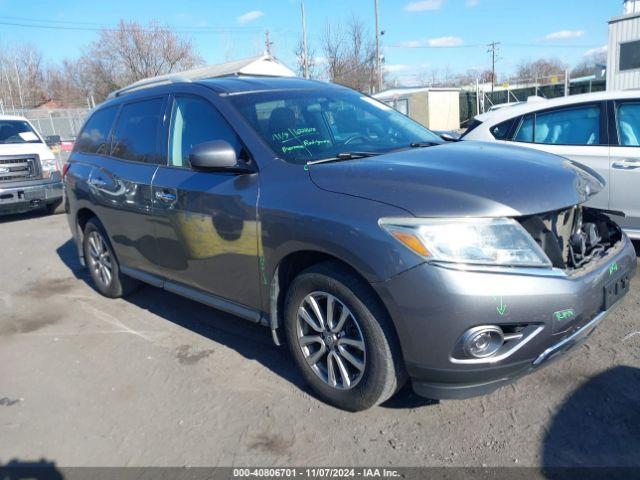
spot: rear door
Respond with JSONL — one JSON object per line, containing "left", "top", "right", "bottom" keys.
{"left": 89, "top": 96, "right": 166, "bottom": 273}
{"left": 505, "top": 102, "right": 610, "bottom": 210}
{"left": 151, "top": 89, "right": 261, "bottom": 310}
{"left": 609, "top": 99, "right": 640, "bottom": 233}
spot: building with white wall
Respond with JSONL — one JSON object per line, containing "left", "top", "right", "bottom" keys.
{"left": 607, "top": 0, "right": 640, "bottom": 90}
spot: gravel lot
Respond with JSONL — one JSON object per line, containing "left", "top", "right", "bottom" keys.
{"left": 1, "top": 211, "right": 639, "bottom": 468}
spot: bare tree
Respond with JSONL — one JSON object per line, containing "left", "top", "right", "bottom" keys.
{"left": 572, "top": 50, "right": 607, "bottom": 78}
{"left": 321, "top": 16, "right": 378, "bottom": 93}
{"left": 81, "top": 20, "right": 203, "bottom": 101}
{"left": 294, "top": 38, "right": 320, "bottom": 79}
{"left": 516, "top": 58, "right": 567, "bottom": 82}
{"left": 45, "top": 58, "right": 94, "bottom": 107}
{"left": 0, "top": 43, "right": 48, "bottom": 110}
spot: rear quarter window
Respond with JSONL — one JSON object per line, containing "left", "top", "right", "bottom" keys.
{"left": 489, "top": 118, "right": 517, "bottom": 140}
{"left": 75, "top": 106, "right": 118, "bottom": 154}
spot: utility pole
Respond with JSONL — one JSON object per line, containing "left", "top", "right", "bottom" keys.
{"left": 374, "top": 0, "right": 382, "bottom": 93}
{"left": 301, "top": 2, "right": 309, "bottom": 79}
{"left": 265, "top": 29, "right": 273, "bottom": 56}
{"left": 487, "top": 41, "right": 500, "bottom": 94}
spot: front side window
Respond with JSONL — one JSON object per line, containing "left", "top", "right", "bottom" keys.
{"left": 111, "top": 98, "right": 164, "bottom": 163}
{"left": 75, "top": 106, "right": 117, "bottom": 154}
{"left": 513, "top": 115, "right": 534, "bottom": 142}
{"left": 512, "top": 106, "right": 600, "bottom": 146}
{"left": 228, "top": 89, "right": 442, "bottom": 164}
{"left": 617, "top": 102, "right": 640, "bottom": 146}
{"left": 169, "top": 96, "right": 243, "bottom": 168}
{"left": 0, "top": 120, "right": 41, "bottom": 145}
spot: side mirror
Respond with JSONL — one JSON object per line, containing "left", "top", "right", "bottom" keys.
{"left": 437, "top": 131, "right": 461, "bottom": 142}
{"left": 45, "top": 135, "right": 61, "bottom": 146}
{"left": 189, "top": 140, "right": 253, "bottom": 173}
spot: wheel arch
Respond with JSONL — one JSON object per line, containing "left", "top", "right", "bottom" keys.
{"left": 268, "top": 250, "right": 399, "bottom": 351}
{"left": 74, "top": 207, "right": 99, "bottom": 266}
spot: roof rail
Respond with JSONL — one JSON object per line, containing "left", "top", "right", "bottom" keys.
{"left": 106, "top": 76, "right": 192, "bottom": 100}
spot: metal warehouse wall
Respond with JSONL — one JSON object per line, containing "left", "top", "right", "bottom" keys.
{"left": 607, "top": 13, "right": 640, "bottom": 90}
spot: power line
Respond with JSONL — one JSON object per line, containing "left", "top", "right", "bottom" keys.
{"left": 0, "top": 19, "right": 268, "bottom": 34}
{"left": 388, "top": 42, "right": 603, "bottom": 49}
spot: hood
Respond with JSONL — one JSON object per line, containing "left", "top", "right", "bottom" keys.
{"left": 308, "top": 142, "right": 603, "bottom": 218}
{"left": 0, "top": 142, "right": 55, "bottom": 160}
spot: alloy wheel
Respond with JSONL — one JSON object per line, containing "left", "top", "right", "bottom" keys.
{"left": 296, "top": 291, "right": 366, "bottom": 390}
{"left": 87, "top": 230, "right": 113, "bottom": 287}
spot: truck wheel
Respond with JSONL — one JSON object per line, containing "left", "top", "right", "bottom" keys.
{"left": 45, "top": 199, "right": 64, "bottom": 215}
{"left": 83, "top": 218, "right": 139, "bottom": 298}
{"left": 284, "top": 261, "right": 405, "bottom": 411}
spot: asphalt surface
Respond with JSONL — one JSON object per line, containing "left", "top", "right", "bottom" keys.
{"left": 0, "top": 211, "right": 639, "bottom": 468}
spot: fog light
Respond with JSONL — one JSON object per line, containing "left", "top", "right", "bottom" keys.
{"left": 462, "top": 326, "right": 504, "bottom": 358}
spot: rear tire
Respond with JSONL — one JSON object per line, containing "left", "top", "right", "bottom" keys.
{"left": 83, "top": 218, "right": 139, "bottom": 298}
{"left": 284, "top": 261, "right": 405, "bottom": 411}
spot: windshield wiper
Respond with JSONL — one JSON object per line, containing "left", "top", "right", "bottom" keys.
{"left": 307, "top": 151, "right": 381, "bottom": 165}
{"left": 409, "top": 141, "right": 441, "bottom": 148}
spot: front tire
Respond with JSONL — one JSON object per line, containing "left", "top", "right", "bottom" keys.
{"left": 82, "top": 218, "right": 139, "bottom": 298}
{"left": 284, "top": 261, "right": 405, "bottom": 411}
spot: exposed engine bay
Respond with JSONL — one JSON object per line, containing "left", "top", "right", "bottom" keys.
{"left": 519, "top": 206, "right": 623, "bottom": 270}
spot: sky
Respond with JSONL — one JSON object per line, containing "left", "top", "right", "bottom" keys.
{"left": 0, "top": 0, "right": 624, "bottom": 85}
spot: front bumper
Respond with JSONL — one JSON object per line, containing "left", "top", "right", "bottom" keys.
{"left": 373, "top": 234, "right": 637, "bottom": 400}
{"left": 0, "top": 174, "right": 63, "bottom": 214}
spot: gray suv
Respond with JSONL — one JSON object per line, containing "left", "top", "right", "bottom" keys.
{"left": 65, "top": 76, "right": 636, "bottom": 411}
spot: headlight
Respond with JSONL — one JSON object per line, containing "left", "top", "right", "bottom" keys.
{"left": 40, "top": 157, "right": 60, "bottom": 178}
{"left": 379, "top": 217, "right": 551, "bottom": 268}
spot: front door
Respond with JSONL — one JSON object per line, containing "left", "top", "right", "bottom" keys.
{"left": 609, "top": 99, "right": 640, "bottom": 233}
{"left": 505, "top": 102, "right": 610, "bottom": 210}
{"left": 151, "top": 92, "right": 261, "bottom": 310}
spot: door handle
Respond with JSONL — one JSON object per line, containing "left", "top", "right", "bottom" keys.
{"left": 612, "top": 160, "right": 640, "bottom": 170}
{"left": 154, "top": 190, "right": 177, "bottom": 203}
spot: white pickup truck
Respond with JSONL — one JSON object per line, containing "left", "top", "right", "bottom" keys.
{"left": 0, "top": 114, "right": 63, "bottom": 215}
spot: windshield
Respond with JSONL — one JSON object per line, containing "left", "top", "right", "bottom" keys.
{"left": 0, "top": 120, "right": 41, "bottom": 144}
{"left": 228, "top": 88, "right": 443, "bottom": 164}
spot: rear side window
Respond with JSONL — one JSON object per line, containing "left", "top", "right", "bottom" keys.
{"left": 111, "top": 98, "right": 164, "bottom": 163}
{"left": 512, "top": 106, "right": 600, "bottom": 146}
{"left": 169, "top": 96, "right": 243, "bottom": 168}
{"left": 75, "top": 107, "right": 117, "bottom": 154}
{"left": 617, "top": 102, "right": 640, "bottom": 146}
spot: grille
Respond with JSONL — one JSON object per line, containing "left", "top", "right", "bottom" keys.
{"left": 0, "top": 157, "right": 38, "bottom": 182}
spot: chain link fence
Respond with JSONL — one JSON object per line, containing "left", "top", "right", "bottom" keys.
{"left": 459, "top": 78, "right": 606, "bottom": 127}
{"left": 1, "top": 107, "right": 90, "bottom": 140}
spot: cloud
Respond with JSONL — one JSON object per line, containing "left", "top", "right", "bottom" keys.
{"left": 466, "top": 0, "right": 479, "bottom": 6}
{"left": 427, "top": 36, "right": 463, "bottom": 47}
{"left": 584, "top": 45, "right": 607, "bottom": 57}
{"left": 384, "top": 64, "right": 410, "bottom": 73}
{"left": 237, "top": 10, "right": 264, "bottom": 24}
{"left": 404, "top": 0, "right": 443, "bottom": 12}
{"left": 544, "top": 30, "right": 585, "bottom": 41}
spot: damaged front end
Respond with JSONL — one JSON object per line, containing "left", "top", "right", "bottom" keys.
{"left": 519, "top": 206, "right": 624, "bottom": 272}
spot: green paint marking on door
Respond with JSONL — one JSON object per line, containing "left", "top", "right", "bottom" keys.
{"left": 496, "top": 296, "right": 507, "bottom": 316}
{"left": 554, "top": 309, "right": 575, "bottom": 322}
{"left": 609, "top": 262, "right": 619, "bottom": 276}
